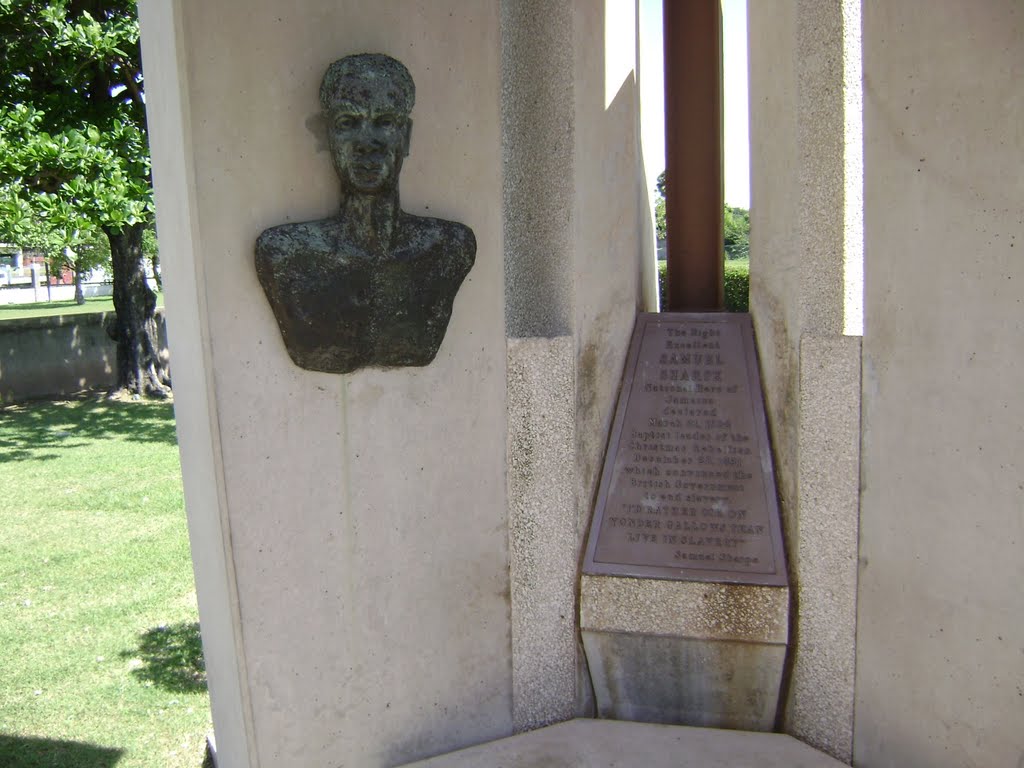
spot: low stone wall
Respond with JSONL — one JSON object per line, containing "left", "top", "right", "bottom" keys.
{"left": 0, "top": 310, "right": 167, "bottom": 403}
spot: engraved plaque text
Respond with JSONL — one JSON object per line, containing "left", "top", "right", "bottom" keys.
{"left": 582, "top": 313, "right": 787, "bottom": 586}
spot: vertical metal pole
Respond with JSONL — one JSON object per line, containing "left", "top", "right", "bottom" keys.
{"left": 663, "top": 0, "right": 724, "bottom": 311}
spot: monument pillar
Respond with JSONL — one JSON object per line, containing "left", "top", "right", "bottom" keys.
{"left": 140, "top": 1, "right": 650, "bottom": 765}
{"left": 747, "top": 0, "right": 863, "bottom": 760}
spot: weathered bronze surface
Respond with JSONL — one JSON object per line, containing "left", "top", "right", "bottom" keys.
{"left": 256, "top": 54, "right": 476, "bottom": 373}
{"left": 583, "top": 313, "right": 787, "bottom": 586}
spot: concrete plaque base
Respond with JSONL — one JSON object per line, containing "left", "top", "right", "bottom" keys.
{"left": 582, "top": 632, "right": 784, "bottom": 730}
{"left": 579, "top": 574, "right": 788, "bottom": 731}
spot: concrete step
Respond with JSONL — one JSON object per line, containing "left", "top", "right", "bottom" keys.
{"left": 399, "top": 718, "right": 846, "bottom": 768}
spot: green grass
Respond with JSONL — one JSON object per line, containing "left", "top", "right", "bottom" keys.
{"left": 0, "top": 294, "right": 164, "bottom": 321}
{"left": 0, "top": 397, "right": 210, "bottom": 768}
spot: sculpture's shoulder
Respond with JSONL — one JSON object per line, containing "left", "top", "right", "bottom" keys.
{"left": 399, "top": 213, "right": 476, "bottom": 274}
{"left": 255, "top": 218, "right": 341, "bottom": 263}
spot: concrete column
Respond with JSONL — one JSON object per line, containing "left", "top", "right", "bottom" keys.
{"left": 748, "top": 0, "right": 862, "bottom": 761}
{"left": 138, "top": 3, "right": 257, "bottom": 765}
{"left": 856, "top": 2, "right": 1024, "bottom": 765}
{"left": 142, "top": 0, "right": 651, "bottom": 765}
{"left": 502, "top": 0, "right": 648, "bottom": 730}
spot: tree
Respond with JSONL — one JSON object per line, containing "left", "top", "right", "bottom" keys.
{"left": 57, "top": 232, "right": 110, "bottom": 304}
{"left": 723, "top": 204, "right": 749, "bottom": 261}
{"left": 655, "top": 171, "right": 667, "bottom": 242}
{"left": 3, "top": 208, "right": 111, "bottom": 303}
{"left": 0, "top": 0, "right": 168, "bottom": 396}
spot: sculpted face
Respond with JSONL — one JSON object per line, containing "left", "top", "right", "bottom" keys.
{"left": 256, "top": 53, "right": 477, "bottom": 375}
{"left": 323, "top": 65, "right": 413, "bottom": 195}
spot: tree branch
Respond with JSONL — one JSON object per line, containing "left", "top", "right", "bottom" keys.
{"left": 113, "top": 57, "right": 144, "bottom": 107}
{"left": 26, "top": 170, "right": 73, "bottom": 194}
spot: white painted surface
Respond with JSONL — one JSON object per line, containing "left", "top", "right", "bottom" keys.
{"left": 0, "top": 283, "right": 112, "bottom": 305}
{"left": 857, "top": 2, "right": 1024, "bottom": 766}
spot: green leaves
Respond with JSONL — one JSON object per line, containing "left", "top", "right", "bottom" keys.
{"left": 0, "top": 104, "right": 153, "bottom": 237}
{"left": 655, "top": 171, "right": 667, "bottom": 241}
{"left": 723, "top": 204, "right": 749, "bottom": 261}
{"left": 0, "top": 0, "right": 150, "bottom": 243}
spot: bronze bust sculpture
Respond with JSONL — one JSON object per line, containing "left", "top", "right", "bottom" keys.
{"left": 255, "top": 54, "right": 476, "bottom": 373}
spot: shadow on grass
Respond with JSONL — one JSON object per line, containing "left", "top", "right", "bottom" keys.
{"left": 0, "top": 396, "right": 178, "bottom": 464}
{"left": 0, "top": 734, "right": 123, "bottom": 768}
{"left": 121, "top": 621, "right": 207, "bottom": 694}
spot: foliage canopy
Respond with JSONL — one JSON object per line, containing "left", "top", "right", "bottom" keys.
{"left": 0, "top": 0, "right": 152, "bottom": 238}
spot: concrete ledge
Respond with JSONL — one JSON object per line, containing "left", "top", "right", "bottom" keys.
{"left": 398, "top": 718, "right": 847, "bottom": 767}
{"left": 582, "top": 631, "right": 786, "bottom": 730}
{"left": 581, "top": 574, "right": 788, "bottom": 644}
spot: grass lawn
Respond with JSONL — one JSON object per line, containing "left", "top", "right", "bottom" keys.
{"left": 0, "top": 396, "right": 210, "bottom": 768}
{"left": 0, "top": 294, "right": 164, "bottom": 322}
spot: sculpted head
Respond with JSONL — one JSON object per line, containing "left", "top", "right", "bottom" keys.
{"left": 320, "top": 54, "right": 415, "bottom": 195}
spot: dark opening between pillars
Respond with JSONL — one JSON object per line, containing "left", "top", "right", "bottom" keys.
{"left": 663, "top": 0, "right": 724, "bottom": 311}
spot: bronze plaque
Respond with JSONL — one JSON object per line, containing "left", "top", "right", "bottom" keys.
{"left": 583, "top": 313, "right": 787, "bottom": 586}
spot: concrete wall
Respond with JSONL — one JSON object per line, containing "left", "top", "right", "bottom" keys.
{"left": 856, "top": 2, "right": 1024, "bottom": 766}
{"left": 0, "top": 311, "right": 166, "bottom": 402}
{"left": 141, "top": 1, "right": 650, "bottom": 766}
{"left": 0, "top": 313, "right": 115, "bottom": 402}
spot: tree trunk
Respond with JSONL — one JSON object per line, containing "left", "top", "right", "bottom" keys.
{"left": 106, "top": 222, "right": 170, "bottom": 397}
{"left": 150, "top": 249, "right": 163, "bottom": 291}
{"left": 74, "top": 263, "right": 85, "bottom": 304}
